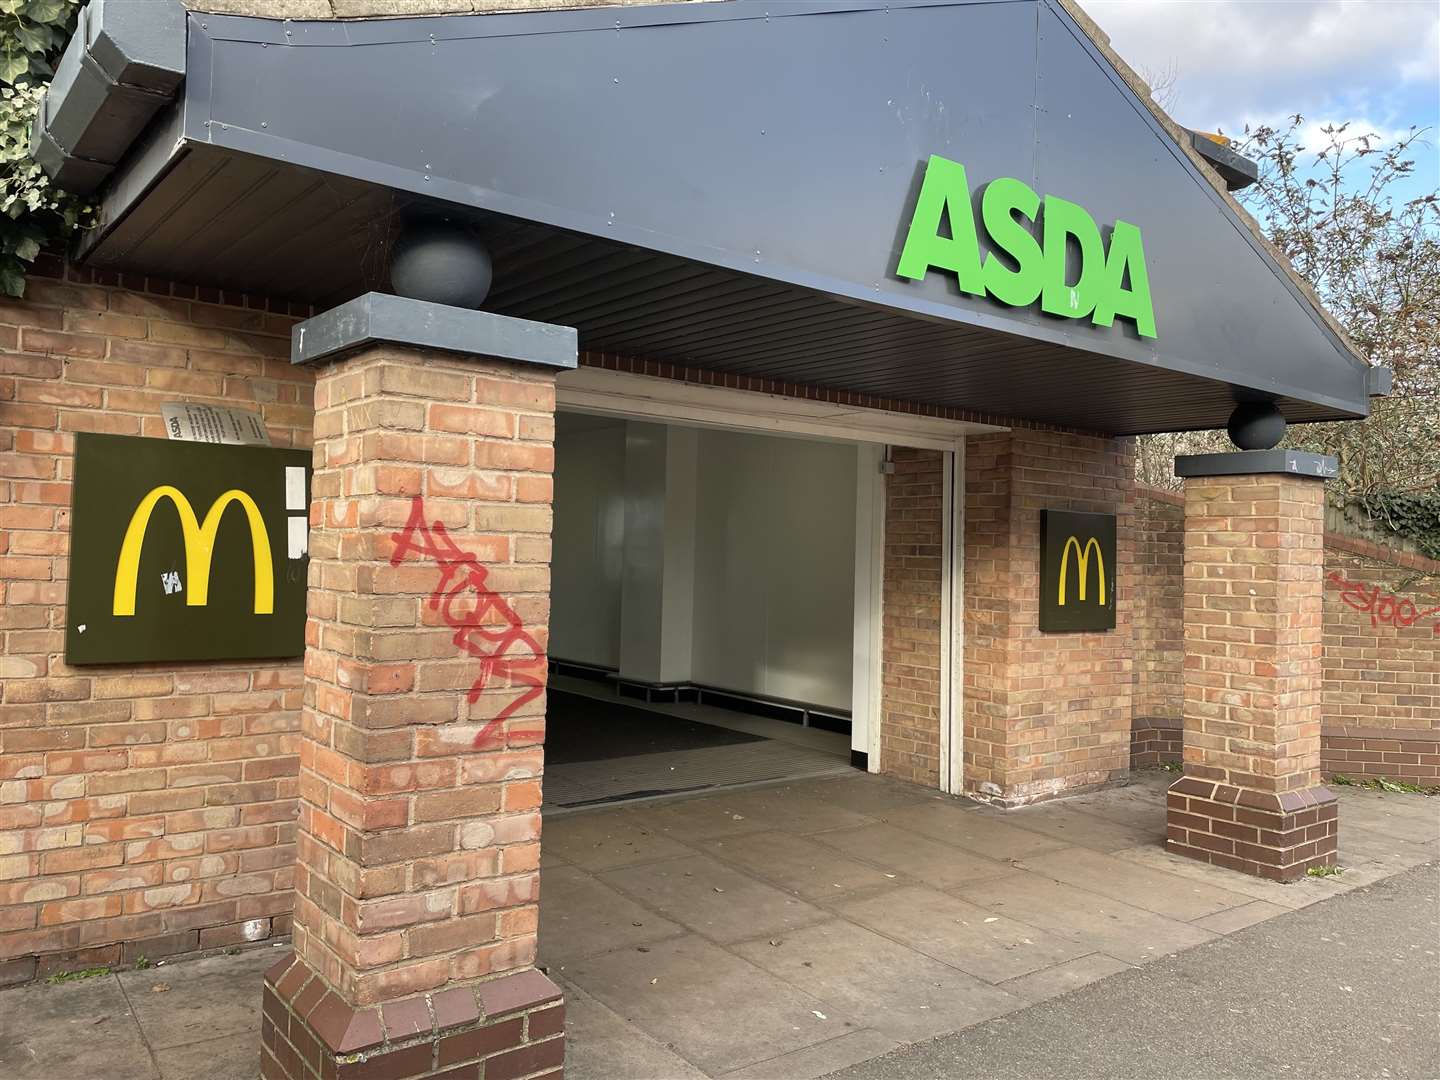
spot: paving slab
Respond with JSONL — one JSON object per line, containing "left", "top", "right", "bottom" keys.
{"left": 0, "top": 975, "right": 157, "bottom": 1080}
{"left": 878, "top": 801, "right": 1067, "bottom": 860}
{"left": 1057, "top": 782, "right": 1173, "bottom": 833}
{"left": 538, "top": 864, "right": 686, "bottom": 967}
{"left": 1001, "top": 801, "right": 1165, "bottom": 852}
{"left": 117, "top": 948, "right": 274, "bottom": 1051}
{"left": 1109, "top": 844, "right": 1328, "bottom": 910}
{"left": 599, "top": 854, "right": 828, "bottom": 944}
{"left": 732, "top": 919, "right": 1024, "bottom": 1042}
{"left": 702, "top": 830, "right": 899, "bottom": 899}
{"left": 994, "top": 952, "right": 1133, "bottom": 1003}
{"left": 786, "top": 774, "right": 940, "bottom": 815}
{"left": 1339, "top": 823, "right": 1439, "bottom": 870}
{"left": 155, "top": 1032, "right": 258, "bottom": 1080}
{"left": 628, "top": 796, "right": 785, "bottom": 842}
{"left": 563, "top": 933, "right": 856, "bottom": 1076}
{"left": 1017, "top": 846, "right": 1256, "bottom": 921}
{"left": 810, "top": 823, "right": 1014, "bottom": 888}
{"left": 557, "top": 978, "right": 709, "bottom": 1080}
{"left": 955, "top": 872, "right": 1218, "bottom": 965}
{"left": 720, "top": 1029, "right": 900, "bottom": 1080}
{"left": 1191, "top": 900, "right": 1290, "bottom": 935}
{"left": 703, "top": 784, "right": 880, "bottom": 836}
{"left": 1332, "top": 790, "right": 1440, "bottom": 847}
{"left": 836, "top": 884, "right": 1090, "bottom": 983}
{"left": 541, "top": 810, "right": 697, "bottom": 871}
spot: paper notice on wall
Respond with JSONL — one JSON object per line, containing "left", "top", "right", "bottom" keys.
{"left": 284, "top": 466, "right": 306, "bottom": 510}
{"left": 287, "top": 515, "right": 308, "bottom": 560}
{"left": 162, "top": 402, "right": 271, "bottom": 446}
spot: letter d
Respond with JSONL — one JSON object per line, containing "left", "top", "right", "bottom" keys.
{"left": 1040, "top": 195, "right": 1103, "bottom": 320}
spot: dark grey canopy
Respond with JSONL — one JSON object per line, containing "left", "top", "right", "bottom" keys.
{"left": 53, "top": 0, "right": 1377, "bottom": 434}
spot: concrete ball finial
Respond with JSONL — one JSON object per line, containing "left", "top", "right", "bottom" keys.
{"left": 1227, "top": 401, "right": 1287, "bottom": 451}
{"left": 390, "top": 220, "right": 493, "bottom": 309}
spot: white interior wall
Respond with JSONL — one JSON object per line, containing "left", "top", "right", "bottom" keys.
{"left": 550, "top": 414, "right": 857, "bottom": 712}
{"left": 548, "top": 415, "right": 626, "bottom": 667}
{"left": 690, "top": 430, "right": 857, "bottom": 710}
{"left": 618, "top": 423, "right": 698, "bottom": 684}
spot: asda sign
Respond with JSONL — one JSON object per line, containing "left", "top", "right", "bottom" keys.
{"left": 897, "top": 155, "right": 1157, "bottom": 339}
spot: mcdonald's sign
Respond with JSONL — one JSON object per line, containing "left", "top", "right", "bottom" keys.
{"left": 1039, "top": 510, "right": 1117, "bottom": 632}
{"left": 65, "top": 433, "right": 311, "bottom": 664}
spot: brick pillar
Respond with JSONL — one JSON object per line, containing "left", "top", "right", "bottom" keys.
{"left": 1167, "top": 455, "right": 1338, "bottom": 881}
{"left": 262, "top": 302, "right": 571, "bottom": 1080}
{"left": 960, "top": 430, "right": 1134, "bottom": 805}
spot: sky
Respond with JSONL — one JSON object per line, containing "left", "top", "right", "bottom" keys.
{"left": 1082, "top": 0, "right": 1440, "bottom": 202}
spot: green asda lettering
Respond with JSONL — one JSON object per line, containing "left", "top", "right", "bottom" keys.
{"left": 897, "top": 155, "right": 1157, "bottom": 339}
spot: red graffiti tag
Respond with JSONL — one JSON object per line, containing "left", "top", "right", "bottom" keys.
{"left": 1327, "top": 571, "right": 1440, "bottom": 636}
{"left": 390, "top": 496, "right": 546, "bottom": 749}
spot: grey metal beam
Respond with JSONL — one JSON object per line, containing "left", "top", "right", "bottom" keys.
{"left": 1175, "top": 450, "right": 1340, "bottom": 479}
{"left": 291, "top": 292, "right": 577, "bottom": 371}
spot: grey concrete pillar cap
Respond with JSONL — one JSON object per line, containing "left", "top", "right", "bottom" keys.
{"left": 1174, "top": 449, "right": 1338, "bottom": 479}
{"left": 290, "top": 292, "right": 577, "bottom": 370}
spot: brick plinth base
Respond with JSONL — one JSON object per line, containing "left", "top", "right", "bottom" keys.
{"left": 1166, "top": 776, "right": 1338, "bottom": 882}
{"left": 261, "top": 954, "right": 563, "bottom": 1080}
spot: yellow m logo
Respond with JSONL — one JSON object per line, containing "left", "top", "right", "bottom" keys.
{"left": 1057, "top": 535, "right": 1106, "bottom": 606}
{"left": 113, "top": 486, "right": 274, "bottom": 616}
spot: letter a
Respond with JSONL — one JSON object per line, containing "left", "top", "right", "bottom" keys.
{"left": 897, "top": 155, "right": 985, "bottom": 297}
{"left": 1092, "top": 220, "right": 1158, "bottom": 338}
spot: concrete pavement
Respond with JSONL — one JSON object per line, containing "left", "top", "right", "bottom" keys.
{"left": 1, "top": 769, "right": 1436, "bottom": 1079}
{"left": 828, "top": 861, "right": 1440, "bottom": 1080}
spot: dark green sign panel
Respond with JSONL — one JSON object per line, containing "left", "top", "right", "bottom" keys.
{"left": 1039, "top": 510, "right": 1117, "bottom": 633}
{"left": 65, "top": 433, "right": 311, "bottom": 664}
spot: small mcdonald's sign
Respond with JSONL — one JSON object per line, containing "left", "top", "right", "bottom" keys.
{"left": 1039, "top": 510, "right": 1117, "bottom": 633}
{"left": 65, "top": 433, "right": 311, "bottom": 664}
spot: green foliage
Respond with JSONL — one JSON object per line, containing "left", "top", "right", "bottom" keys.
{"left": 1305, "top": 863, "right": 1343, "bottom": 878}
{"left": 1136, "top": 118, "right": 1440, "bottom": 511}
{"left": 1353, "top": 492, "right": 1440, "bottom": 562}
{"left": 46, "top": 965, "right": 110, "bottom": 983}
{"left": 1330, "top": 773, "right": 1440, "bottom": 796}
{"left": 0, "top": 0, "right": 92, "bottom": 297}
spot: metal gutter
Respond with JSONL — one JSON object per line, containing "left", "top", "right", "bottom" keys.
{"left": 30, "top": 0, "right": 186, "bottom": 195}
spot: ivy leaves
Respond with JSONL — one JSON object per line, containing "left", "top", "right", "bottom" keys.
{"left": 0, "top": 0, "right": 90, "bottom": 296}
{"left": 1356, "top": 493, "right": 1440, "bottom": 563}
{"left": 1, "top": 0, "right": 69, "bottom": 83}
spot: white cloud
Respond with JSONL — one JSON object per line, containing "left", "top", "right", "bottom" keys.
{"left": 1081, "top": 0, "right": 1440, "bottom": 133}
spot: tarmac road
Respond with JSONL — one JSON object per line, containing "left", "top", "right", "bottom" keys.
{"left": 827, "top": 861, "right": 1440, "bottom": 1080}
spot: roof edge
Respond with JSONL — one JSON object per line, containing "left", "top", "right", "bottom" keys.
{"left": 1052, "top": 0, "right": 1371, "bottom": 379}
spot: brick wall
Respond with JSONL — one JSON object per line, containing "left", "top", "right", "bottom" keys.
{"left": 1132, "top": 489, "right": 1183, "bottom": 723}
{"left": 1130, "top": 489, "right": 1184, "bottom": 768}
{"left": 879, "top": 447, "right": 944, "bottom": 786}
{"left": 1133, "top": 487, "right": 1440, "bottom": 783}
{"left": 1322, "top": 544, "right": 1440, "bottom": 782}
{"left": 0, "top": 262, "right": 315, "bottom": 984}
{"left": 963, "top": 430, "right": 1134, "bottom": 804}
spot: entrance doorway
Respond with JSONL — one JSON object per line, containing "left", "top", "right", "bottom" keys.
{"left": 541, "top": 369, "right": 988, "bottom": 807}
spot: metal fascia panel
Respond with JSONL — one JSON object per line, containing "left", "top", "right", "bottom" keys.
{"left": 185, "top": 0, "right": 1370, "bottom": 422}
{"left": 31, "top": 0, "right": 186, "bottom": 195}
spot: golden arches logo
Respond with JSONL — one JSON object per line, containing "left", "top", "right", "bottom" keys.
{"left": 113, "top": 486, "right": 274, "bottom": 617}
{"left": 1057, "top": 535, "right": 1106, "bottom": 606}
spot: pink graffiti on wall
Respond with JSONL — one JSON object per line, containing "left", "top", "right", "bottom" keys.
{"left": 1326, "top": 570, "right": 1440, "bottom": 635}
{"left": 390, "top": 495, "right": 546, "bottom": 748}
